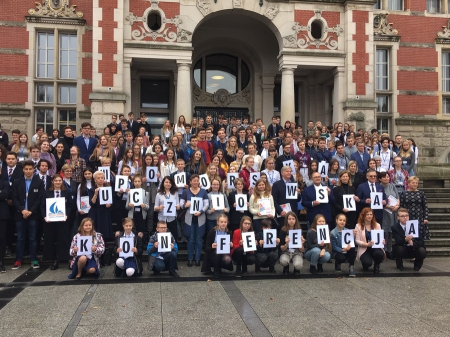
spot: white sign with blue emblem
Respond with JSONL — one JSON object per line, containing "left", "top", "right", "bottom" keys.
{"left": 45, "top": 197, "right": 66, "bottom": 222}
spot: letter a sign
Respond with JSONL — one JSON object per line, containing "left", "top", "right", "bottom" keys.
{"left": 370, "top": 192, "right": 383, "bottom": 209}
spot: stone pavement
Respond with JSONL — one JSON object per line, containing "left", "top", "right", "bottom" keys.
{"left": 1, "top": 257, "right": 450, "bottom": 337}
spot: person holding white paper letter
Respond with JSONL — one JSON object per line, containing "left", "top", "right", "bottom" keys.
{"left": 41, "top": 175, "right": 72, "bottom": 270}
{"left": 180, "top": 174, "right": 209, "bottom": 267}
{"left": 206, "top": 178, "right": 229, "bottom": 233}
{"left": 154, "top": 176, "right": 180, "bottom": 240}
{"left": 379, "top": 171, "right": 400, "bottom": 260}
{"left": 147, "top": 220, "right": 180, "bottom": 277}
{"left": 279, "top": 212, "right": 305, "bottom": 275}
{"left": 391, "top": 208, "right": 427, "bottom": 271}
{"left": 356, "top": 169, "right": 387, "bottom": 225}
{"left": 249, "top": 179, "right": 275, "bottom": 233}
{"left": 332, "top": 170, "right": 359, "bottom": 229}
{"left": 76, "top": 168, "right": 94, "bottom": 225}
{"left": 139, "top": 154, "right": 160, "bottom": 234}
{"left": 255, "top": 219, "right": 279, "bottom": 273}
{"left": 304, "top": 214, "right": 331, "bottom": 274}
{"left": 68, "top": 218, "right": 105, "bottom": 280}
{"left": 301, "top": 172, "right": 335, "bottom": 228}
{"left": 355, "top": 208, "right": 385, "bottom": 274}
{"left": 231, "top": 216, "right": 256, "bottom": 277}
{"left": 125, "top": 175, "right": 150, "bottom": 241}
{"left": 331, "top": 214, "right": 357, "bottom": 277}
{"left": 201, "top": 214, "right": 234, "bottom": 279}
{"left": 88, "top": 170, "right": 113, "bottom": 240}
{"left": 227, "top": 178, "right": 251, "bottom": 233}
{"left": 272, "top": 166, "right": 300, "bottom": 219}
{"left": 400, "top": 176, "right": 429, "bottom": 240}
{"left": 114, "top": 218, "right": 143, "bottom": 277}
{"left": 112, "top": 165, "right": 132, "bottom": 231}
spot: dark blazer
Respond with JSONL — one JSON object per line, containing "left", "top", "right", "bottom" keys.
{"left": 128, "top": 120, "right": 140, "bottom": 137}
{"left": 392, "top": 222, "right": 425, "bottom": 249}
{"left": 332, "top": 184, "right": 357, "bottom": 229}
{"left": 40, "top": 189, "right": 73, "bottom": 220}
{"left": 0, "top": 179, "right": 11, "bottom": 220}
{"left": 272, "top": 179, "right": 300, "bottom": 218}
{"left": 356, "top": 181, "right": 387, "bottom": 222}
{"left": 1, "top": 164, "right": 23, "bottom": 185}
{"left": 58, "top": 136, "right": 74, "bottom": 158}
{"left": 118, "top": 142, "right": 134, "bottom": 160}
{"left": 37, "top": 174, "right": 52, "bottom": 192}
{"left": 301, "top": 184, "right": 335, "bottom": 225}
{"left": 350, "top": 151, "right": 371, "bottom": 174}
{"left": 12, "top": 175, "right": 44, "bottom": 220}
{"left": 73, "top": 136, "right": 98, "bottom": 163}
{"left": 267, "top": 124, "right": 281, "bottom": 139}
{"left": 63, "top": 178, "right": 77, "bottom": 212}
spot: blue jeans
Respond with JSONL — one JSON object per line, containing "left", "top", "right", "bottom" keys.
{"left": 187, "top": 222, "right": 203, "bottom": 261}
{"left": 206, "top": 218, "right": 216, "bottom": 234}
{"left": 153, "top": 251, "right": 177, "bottom": 272}
{"left": 304, "top": 247, "right": 331, "bottom": 266}
{"left": 16, "top": 218, "right": 38, "bottom": 261}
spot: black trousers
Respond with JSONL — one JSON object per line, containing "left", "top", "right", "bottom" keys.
{"left": 360, "top": 247, "right": 384, "bottom": 268}
{"left": 0, "top": 219, "right": 7, "bottom": 264}
{"left": 43, "top": 221, "right": 71, "bottom": 262}
{"left": 394, "top": 245, "right": 427, "bottom": 270}
{"left": 232, "top": 247, "right": 256, "bottom": 266}
{"left": 335, "top": 247, "right": 356, "bottom": 265}
{"left": 255, "top": 250, "right": 278, "bottom": 268}
{"left": 208, "top": 252, "right": 232, "bottom": 271}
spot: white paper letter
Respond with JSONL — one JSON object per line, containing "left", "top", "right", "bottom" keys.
{"left": 316, "top": 225, "right": 330, "bottom": 244}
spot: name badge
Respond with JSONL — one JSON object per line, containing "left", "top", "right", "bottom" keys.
{"left": 9, "top": 182, "right": 12, "bottom": 186}
{"left": 340, "top": 166, "right": 345, "bottom": 170}
{"left": 34, "top": 189, "right": 38, "bottom": 192}
{"left": 403, "top": 161, "right": 407, "bottom": 165}
{"left": 134, "top": 207, "right": 141, "bottom": 212}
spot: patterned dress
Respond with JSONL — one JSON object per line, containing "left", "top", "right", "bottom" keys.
{"left": 401, "top": 190, "right": 430, "bottom": 240}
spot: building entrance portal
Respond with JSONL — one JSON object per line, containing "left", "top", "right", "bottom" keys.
{"left": 193, "top": 107, "right": 249, "bottom": 123}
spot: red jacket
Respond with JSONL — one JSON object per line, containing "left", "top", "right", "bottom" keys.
{"left": 231, "top": 229, "right": 254, "bottom": 255}
{"left": 239, "top": 167, "right": 254, "bottom": 193}
{"left": 197, "top": 140, "right": 213, "bottom": 165}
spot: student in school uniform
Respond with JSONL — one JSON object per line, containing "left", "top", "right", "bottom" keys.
{"left": 114, "top": 217, "right": 144, "bottom": 277}
{"left": 41, "top": 174, "right": 72, "bottom": 270}
{"left": 0, "top": 178, "right": 11, "bottom": 272}
{"left": 11, "top": 160, "right": 44, "bottom": 269}
{"left": 125, "top": 174, "right": 150, "bottom": 242}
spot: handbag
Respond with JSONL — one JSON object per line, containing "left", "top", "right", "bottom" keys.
{"left": 177, "top": 189, "right": 188, "bottom": 222}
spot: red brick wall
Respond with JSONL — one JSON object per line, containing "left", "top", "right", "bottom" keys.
{"left": 0, "top": 82, "right": 28, "bottom": 103}
{"left": 397, "top": 71, "right": 438, "bottom": 91}
{"left": 98, "top": 0, "right": 117, "bottom": 87}
{"left": 398, "top": 95, "right": 437, "bottom": 115}
{"left": 397, "top": 47, "right": 437, "bottom": 67}
{"left": 352, "top": 11, "right": 369, "bottom": 96}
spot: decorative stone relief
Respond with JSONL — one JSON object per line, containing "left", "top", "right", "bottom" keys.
{"left": 282, "top": 10, "right": 342, "bottom": 50}
{"left": 233, "top": 0, "right": 244, "bottom": 8}
{"left": 437, "top": 18, "right": 450, "bottom": 39}
{"left": 126, "top": 0, "right": 192, "bottom": 42}
{"left": 264, "top": 5, "right": 279, "bottom": 20}
{"left": 27, "top": 0, "right": 83, "bottom": 18}
{"left": 193, "top": 85, "right": 252, "bottom": 106}
{"left": 373, "top": 13, "right": 398, "bottom": 36}
{"left": 197, "top": 0, "right": 211, "bottom": 16}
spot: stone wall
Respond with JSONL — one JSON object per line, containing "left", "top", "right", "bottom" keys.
{"left": 0, "top": 105, "right": 31, "bottom": 134}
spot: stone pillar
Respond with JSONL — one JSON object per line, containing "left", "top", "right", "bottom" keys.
{"left": 280, "top": 66, "right": 296, "bottom": 123}
{"left": 175, "top": 60, "right": 192, "bottom": 121}
{"left": 333, "top": 66, "right": 346, "bottom": 124}
{"left": 261, "top": 74, "right": 275, "bottom": 123}
{"left": 123, "top": 57, "right": 132, "bottom": 114}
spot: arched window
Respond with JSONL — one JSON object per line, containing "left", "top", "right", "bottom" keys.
{"left": 194, "top": 54, "right": 250, "bottom": 94}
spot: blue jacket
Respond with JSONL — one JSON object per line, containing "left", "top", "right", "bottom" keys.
{"left": 356, "top": 181, "right": 387, "bottom": 222}
{"left": 350, "top": 151, "right": 371, "bottom": 174}
{"left": 301, "top": 184, "right": 335, "bottom": 224}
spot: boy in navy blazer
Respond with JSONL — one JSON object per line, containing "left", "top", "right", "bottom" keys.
{"left": 350, "top": 141, "right": 371, "bottom": 174}
{"left": 11, "top": 160, "right": 44, "bottom": 269}
{"left": 73, "top": 122, "right": 98, "bottom": 162}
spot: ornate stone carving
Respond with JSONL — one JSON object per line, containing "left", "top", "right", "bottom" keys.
{"left": 282, "top": 10, "right": 342, "bottom": 50}
{"left": 127, "top": 1, "right": 192, "bottom": 43}
{"left": 437, "top": 18, "right": 450, "bottom": 39}
{"left": 197, "top": 0, "right": 211, "bottom": 16}
{"left": 193, "top": 85, "right": 211, "bottom": 103}
{"left": 193, "top": 85, "right": 252, "bottom": 106}
{"left": 28, "top": 0, "right": 83, "bottom": 18}
{"left": 234, "top": 86, "right": 251, "bottom": 104}
{"left": 233, "top": 0, "right": 244, "bottom": 8}
{"left": 213, "top": 89, "right": 232, "bottom": 106}
{"left": 264, "top": 4, "right": 279, "bottom": 20}
{"left": 373, "top": 13, "right": 398, "bottom": 36}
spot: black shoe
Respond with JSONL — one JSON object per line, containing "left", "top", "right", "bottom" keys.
{"left": 397, "top": 263, "right": 404, "bottom": 271}
{"left": 50, "top": 263, "right": 59, "bottom": 270}
{"left": 283, "top": 266, "right": 289, "bottom": 274}
{"left": 293, "top": 269, "right": 300, "bottom": 275}
{"left": 255, "top": 266, "right": 261, "bottom": 273}
{"left": 317, "top": 263, "right": 323, "bottom": 273}
{"left": 213, "top": 270, "right": 220, "bottom": 279}
{"left": 187, "top": 260, "right": 193, "bottom": 267}
{"left": 327, "top": 259, "right": 333, "bottom": 264}
{"left": 242, "top": 265, "right": 247, "bottom": 274}
{"left": 335, "top": 262, "right": 341, "bottom": 272}
{"left": 414, "top": 266, "right": 420, "bottom": 271}
{"left": 121, "top": 270, "right": 126, "bottom": 278}
{"left": 0, "top": 264, "right": 5, "bottom": 273}
{"left": 373, "top": 264, "right": 380, "bottom": 274}
{"left": 363, "top": 266, "right": 369, "bottom": 272}
{"left": 195, "top": 260, "right": 201, "bottom": 267}
{"left": 309, "top": 265, "right": 317, "bottom": 274}
{"left": 153, "top": 270, "right": 161, "bottom": 275}
{"left": 235, "top": 269, "right": 242, "bottom": 278}
{"left": 269, "top": 267, "right": 276, "bottom": 274}
{"left": 169, "top": 270, "right": 180, "bottom": 278}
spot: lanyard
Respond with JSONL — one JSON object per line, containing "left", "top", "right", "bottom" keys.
{"left": 268, "top": 171, "right": 274, "bottom": 184}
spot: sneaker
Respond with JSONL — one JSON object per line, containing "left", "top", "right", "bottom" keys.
{"left": 31, "top": 260, "right": 40, "bottom": 269}
{"left": 0, "top": 264, "right": 5, "bottom": 273}
{"left": 12, "top": 260, "right": 21, "bottom": 269}
{"left": 349, "top": 265, "right": 356, "bottom": 277}
{"left": 5, "top": 247, "right": 11, "bottom": 257}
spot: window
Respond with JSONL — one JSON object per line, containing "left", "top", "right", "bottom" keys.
{"left": 388, "top": 0, "right": 403, "bottom": 10}
{"left": 140, "top": 79, "right": 170, "bottom": 109}
{"left": 35, "top": 31, "right": 78, "bottom": 134}
{"left": 376, "top": 49, "right": 390, "bottom": 113}
{"left": 194, "top": 54, "right": 251, "bottom": 94}
{"left": 442, "top": 52, "right": 450, "bottom": 114}
{"left": 311, "top": 20, "right": 323, "bottom": 40}
{"left": 427, "top": 0, "right": 441, "bottom": 12}
{"left": 377, "top": 117, "right": 390, "bottom": 134}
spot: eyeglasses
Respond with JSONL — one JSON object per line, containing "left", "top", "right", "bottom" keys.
{"left": 157, "top": 227, "right": 167, "bottom": 229}
{"left": 243, "top": 222, "right": 251, "bottom": 225}
{"left": 368, "top": 175, "right": 377, "bottom": 178}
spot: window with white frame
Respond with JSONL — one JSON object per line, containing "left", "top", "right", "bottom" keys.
{"left": 442, "top": 51, "right": 450, "bottom": 114}
{"left": 376, "top": 48, "right": 392, "bottom": 134}
{"left": 427, "top": 0, "right": 442, "bottom": 13}
{"left": 377, "top": 117, "right": 390, "bottom": 134}
{"left": 35, "top": 31, "right": 78, "bottom": 135}
{"left": 374, "top": 0, "right": 403, "bottom": 10}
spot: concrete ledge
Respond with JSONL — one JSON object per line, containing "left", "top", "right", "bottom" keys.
{"left": 89, "top": 92, "right": 126, "bottom": 102}
{"left": 418, "top": 163, "right": 450, "bottom": 188}
{"left": 396, "top": 118, "right": 450, "bottom": 126}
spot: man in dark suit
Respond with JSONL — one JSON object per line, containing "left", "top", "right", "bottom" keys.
{"left": 272, "top": 166, "right": 300, "bottom": 222}
{"left": 11, "top": 160, "right": 44, "bottom": 269}
{"left": 134, "top": 135, "right": 147, "bottom": 157}
{"left": 118, "top": 131, "right": 134, "bottom": 160}
{"left": 58, "top": 126, "right": 74, "bottom": 158}
{"left": 392, "top": 208, "right": 427, "bottom": 271}
{"left": 36, "top": 159, "right": 52, "bottom": 191}
{"left": 350, "top": 141, "right": 371, "bottom": 174}
{"left": 128, "top": 112, "right": 139, "bottom": 138}
{"left": 356, "top": 169, "right": 387, "bottom": 224}
{"left": 301, "top": 171, "right": 335, "bottom": 227}
{"left": 73, "top": 122, "right": 98, "bottom": 163}
{"left": 0, "top": 178, "right": 10, "bottom": 272}
{"left": 267, "top": 116, "right": 282, "bottom": 139}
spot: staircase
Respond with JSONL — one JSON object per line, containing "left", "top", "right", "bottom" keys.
{"left": 422, "top": 188, "right": 450, "bottom": 256}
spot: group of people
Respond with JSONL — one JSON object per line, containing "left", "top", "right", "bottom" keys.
{"left": 0, "top": 114, "right": 428, "bottom": 278}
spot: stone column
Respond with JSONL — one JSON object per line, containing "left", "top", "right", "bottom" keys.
{"left": 123, "top": 57, "right": 132, "bottom": 114}
{"left": 175, "top": 60, "right": 192, "bottom": 121}
{"left": 280, "top": 66, "right": 296, "bottom": 123}
{"left": 333, "top": 66, "right": 346, "bottom": 124}
{"left": 261, "top": 74, "right": 275, "bottom": 123}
